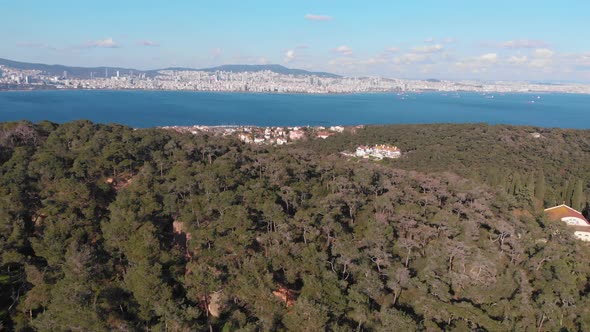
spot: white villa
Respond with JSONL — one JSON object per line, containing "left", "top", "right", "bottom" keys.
{"left": 355, "top": 144, "right": 402, "bottom": 160}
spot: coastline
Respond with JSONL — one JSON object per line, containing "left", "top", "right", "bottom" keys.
{"left": 0, "top": 87, "right": 586, "bottom": 96}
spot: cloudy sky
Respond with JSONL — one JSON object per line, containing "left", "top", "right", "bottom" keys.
{"left": 2, "top": 0, "right": 590, "bottom": 81}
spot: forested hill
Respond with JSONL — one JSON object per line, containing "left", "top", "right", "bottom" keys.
{"left": 300, "top": 124, "right": 590, "bottom": 211}
{"left": 1, "top": 120, "right": 590, "bottom": 331}
{"left": 0, "top": 58, "right": 340, "bottom": 79}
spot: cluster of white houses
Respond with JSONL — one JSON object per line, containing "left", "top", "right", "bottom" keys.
{"left": 545, "top": 204, "right": 590, "bottom": 241}
{"left": 355, "top": 144, "right": 402, "bottom": 160}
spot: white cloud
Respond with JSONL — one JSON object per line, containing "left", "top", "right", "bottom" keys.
{"left": 501, "top": 39, "right": 548, "bottom": 49}
{"left": 324, "top": 46, "right": 590, "bottom": 81}
{"left": 479, "top": 53, "right": 498, "bottom": 63}
{"left": 304, "top": 14, "right": 332, "bottom": 21}
{"left": 529, "top": 59, "right": 551, "bottom": 68}
{"left": 442, "top": 38, "right": 456, "bottom": 44}
{"left": 284, "top": 50, "right": 296, "bottom": 63}
{"left": 507, "top": 55, "right": 528, "bottom": 64}
{"left": 532, "top": 48, "right": 554, "bottom": 58}
{"left": 411, "top": 44, "right": 444, "bottom": 53}
{"left": 424, "top": 37, "right": 435, "bottom": 43}
{"left": 86, "top": 38, "right": 119, "bottom": 48}
{"left": 327, "top": 47, "right": 402, "bottom": 70}
{"left": 334, "top": 45, "right": 353, "bottom": 56}
{"left": 482, "top": 39, "right": 548, "bottom": 49}
{"left": 570, "top": 53, "right": 590, "bottom": 71}
{"left": 138, "top": 40, "right": 159, "bottom": 47}
{"left": 575, "top": 53, "right": 590, "bottom": 65}
{"left": 528, "top": 48, "right": 554, "bottom": 68}
{"left": 455, "top": 53, "right": 499, "bottom": 73}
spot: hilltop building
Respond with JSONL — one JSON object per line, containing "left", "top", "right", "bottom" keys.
{"left": 316, "top": 131, "right": 334, "bottom": 139}
{"left": 355, "top": 144, "right": 401, "bottom": 160}
{"left": 544, "top": 204, "right": 590, "bottom": 241}
{"left": 288, "top": 130, "right": 306, "bottom": 141}
{"left": 329, "top": 126, "right": 345, "bottom": 133}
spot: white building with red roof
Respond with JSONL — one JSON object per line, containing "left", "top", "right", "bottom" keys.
{"left": 545, "top": 204, "right": 590, "bottom": 241}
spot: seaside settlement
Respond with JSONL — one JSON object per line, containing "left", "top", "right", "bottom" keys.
{"left": 159, "top": 124, "right": 402, "bottom": 160}
{"left": 160, "top": 125, "right": 350, "bottom": 144}
{"left": 4, "top": 63, "right": 590, "bottom": 94}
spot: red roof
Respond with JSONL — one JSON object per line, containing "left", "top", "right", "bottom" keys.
{"left": 544, "top": 205, "right": 590, "bottom": 225}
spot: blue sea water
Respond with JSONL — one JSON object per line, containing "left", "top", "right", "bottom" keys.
{"left": 0, "top": 90, "right": 589, "bottom": 128}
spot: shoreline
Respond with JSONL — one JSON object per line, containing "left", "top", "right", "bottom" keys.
{"left": 0, "top": 87, "right": 584, "bottom": 96}
{"left": 2, "top": 120, "right": 587, "bottom": 131}
{"left": 0, "top": 87, "right": 378, "bottom": 96}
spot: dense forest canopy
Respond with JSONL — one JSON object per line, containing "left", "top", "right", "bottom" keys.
{"left": 1, "top": 120, "right": 590, "bottom": 331}
{"left": 300, "top": 124, "right": 590, "bottom": 211}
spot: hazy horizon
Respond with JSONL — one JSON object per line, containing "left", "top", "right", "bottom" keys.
{"left": 2, "top": 1, "right": 589, "bottom": 81}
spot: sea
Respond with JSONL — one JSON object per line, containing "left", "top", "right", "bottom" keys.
{"left": 0, "top": 90, "right": 589, "bottom": 129}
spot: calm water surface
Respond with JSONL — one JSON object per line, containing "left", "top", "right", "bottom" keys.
{"left": 0, "top": 90, "right": 589, "bottom": 128}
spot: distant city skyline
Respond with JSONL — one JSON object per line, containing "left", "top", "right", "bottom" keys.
{"left": 2, "top": 1, "right": 590, "bottom": 81}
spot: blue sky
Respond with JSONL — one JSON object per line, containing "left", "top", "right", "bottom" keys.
{"left": 2, "top": 0, "right": 590, "bottom": 81}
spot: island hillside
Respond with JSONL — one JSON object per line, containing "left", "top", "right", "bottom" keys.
{"left": 1, "top": 120, "right": 590, "bottom": 331}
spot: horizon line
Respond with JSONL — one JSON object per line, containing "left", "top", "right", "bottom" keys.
{"left": 1, "top": 56, "right": 589, "bottom": 84}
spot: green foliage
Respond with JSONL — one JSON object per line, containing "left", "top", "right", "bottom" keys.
{"left": 1, "top": 120, "right": 590, "bottom": 330}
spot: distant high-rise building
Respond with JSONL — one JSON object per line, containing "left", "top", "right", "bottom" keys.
{"left": 105, "top": 68, "right": 109, "bottom": 78}
{"left": 116, "top": 70, "right": 120, "bottom": 78}
{"left": 63, "top": 71, "right": 68, "bottom": 79}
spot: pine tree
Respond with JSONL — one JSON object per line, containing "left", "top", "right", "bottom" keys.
{"left": 562, "top": 180, "right": 573, "bottom": 206}
{"left": 512, "top": 173, "right": 523, "bottom": 198}
{"left": 572, "top": 179, "right": 584, "bottom": 211}
{"left": 525, "top": 173, "right": 535, "bottom": 201}
{"left": 583, "top": 202, "right": 590, "bottom": 219}
{"left": 535, "top": 171, "right": 546, "bottom": 203}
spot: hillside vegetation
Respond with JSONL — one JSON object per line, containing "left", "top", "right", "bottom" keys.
{"left": 301, "top": 124, "right": 590, "bottom": 211}
{"left": 1, "top": 120, "right": 590, "bottom": 331}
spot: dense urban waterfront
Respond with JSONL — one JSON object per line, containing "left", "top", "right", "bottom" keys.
{"left": 1, "top": 90, "right": 589, "bottom": 128}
